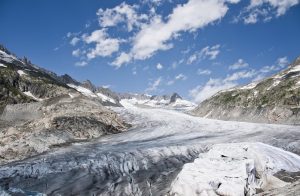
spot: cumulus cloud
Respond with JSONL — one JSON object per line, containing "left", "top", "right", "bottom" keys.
{"left": 112, "top": 52, "right": 131, "bottom": 68}
{"left": 72, "top": 49, "right": 81, "bottom": 57}
{"left": 189, "top": 78, "right": 236, "bottom": 103}
{"left": 83, "top": 29, "right": 121, "bottom": 60}
{"left": 238, "top": 0, "right": 299, "bottom": 24}
{"left": 70, "top": 37, "right": 80, "bottom": 46}
{"left": 156, "top": 63, "right": 163, "bottom": 70}
{"left": 197, "top": 69, "right": 212, "bottom": 75}
{"left": 116, "top": 0, "right": 238, "bottom": 66}
{"left": 229, "top": 59, "right": 249, "bottom": 70}
{"left": 97, "top": 2, "right": 148, "bottom": 31}
{"left": 145, "top": 77, "right": 162, "bottom": 92}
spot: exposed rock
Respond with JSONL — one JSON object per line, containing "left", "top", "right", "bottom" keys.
{"left": 0, "top": 95, "right": 129, "bottom": 165}
{"left": 170, "top": 92, "right": 182, "bottom": 103}
{"left": 58, "top": 74, "right": 80, "bottom": 86}
{"left": 81, "top": 79, "right": 97, "bottom": 92}
{"left": 191, "top": 56, "right": 300, "bottom": 124}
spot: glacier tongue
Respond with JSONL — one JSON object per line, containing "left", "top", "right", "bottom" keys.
{"left": 170, "top": 142, "right": 300, "bottom": 196}
{"left": 0, "top": 100, "right": 300, "bottom": 195}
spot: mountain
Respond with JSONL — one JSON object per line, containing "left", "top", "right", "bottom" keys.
{"left": 0, "top": 44, "right": 128, "bottom": 164}
{"left": 119, "top": 92, "right": 196, "bottom": 110}
{"left": 191, "top": 56, "right": 300, "bottom": 125}
{"left": 0, "top": 45, "right": 75, "bottom": 112}
{"left": 0, "top": 44, "right": 121, "bottom": 108}
{"left": 80, "top": 79, "right": 97, "bottom": 92}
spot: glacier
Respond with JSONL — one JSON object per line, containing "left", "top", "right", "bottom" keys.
{"left": 0, "top": 100, "right": 299, "bottom": 195}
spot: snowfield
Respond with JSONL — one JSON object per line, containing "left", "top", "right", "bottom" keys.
{"left": 0, "top": 100, "right": 299, "bottom": 195}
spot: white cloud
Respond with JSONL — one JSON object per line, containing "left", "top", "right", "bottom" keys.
{"left": 102, "top": 85, "right": 111, "bottom": 88}
{"left": 187, "top": 54, "right": 197, "bottom": 64}
{"left": 145, "top": 77, "right": 162, "bottom": 92}
{"left": 187, "top": 44, "right": 221, "bottom": 64}
{"left": 72, "top": 49, "right": 81, "bottom": 57}
{"left": 197, "top": 69, "right": 211, "bottom": 75}
{"left": 199, "top": 44, "right": 221, "bottom": 60}
{"left": 229, "top": 59, "right": 249, "bottom": 70}
{"left": 277, "top": 56, "right": 289, "bottom": 67}
{"left": 175, "top": 73, "right": 187, "bottom": 80}
{"left": 83, "top": 29, "right": 121, "bottom": 59}
{"left": 171, "top": 58, "right": 184, "bottom": 69}
{"left": 225, "top": 70, "right": 256, "bottom": 81}
{"left": 167, "top": 73, "right": 187, "bottom": 85}
{"left": 75, "top": 61, "right": 88, "bottom": 67}
{"left": 70, "top": 37, "right": 80, "bottom": 46}
{"left": 121, "top": 0, "right": 237, "bottom": 65}
{"left": 167, "top": 80, "right": 175, "bottom": 85}
{"left": 259, "top": 56, "right": 289, "bottom": 73}
{"left": 239, "top": 0, "right": 299, "bottom": 24}
{"left": 156, "top": 63, "right": 163, "bottom": 70}
{"left": 112, "top": 52, "right": 131, "bottom": 68}
{"left": 97, "top": 2, "right": 148, "bottom": 32}
{"left": 189, "top": 78, "right": 236, "bottom": 103}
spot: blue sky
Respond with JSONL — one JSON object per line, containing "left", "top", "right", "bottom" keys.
{"left": 0, "top": 0, "right": 300, "bottom": 102}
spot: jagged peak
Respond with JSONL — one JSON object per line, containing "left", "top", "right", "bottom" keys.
{"left": 80, "top": 80, "right": 97, "bottom": 92}
{"left": 292, "top": 55, "right": 300, "bottom": 66}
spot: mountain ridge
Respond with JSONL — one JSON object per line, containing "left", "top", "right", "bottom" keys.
{"left": 191, "top": 55, "right": 300, "bottom": 124}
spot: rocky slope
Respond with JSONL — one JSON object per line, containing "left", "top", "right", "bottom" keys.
{"left": 0, "top": 45, "right": 75, "bottom": 112}
{"left": 0, "top": 45, "right": 129, "bottom": 164}
{"left": 192, "top": 56, "right": 300, "bottom": 124}
{"left": 0, "top": 44, "right": 122, "bottom": 110}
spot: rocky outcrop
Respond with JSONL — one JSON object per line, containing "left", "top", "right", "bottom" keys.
{"left": 58, "top": 74, "right": 80, "bottom": 86}
{"left": 170, "top": 92, "right": 182, "bottom": 103}
{"left": 96, "top": 87, "right": 122, "bottom": 106}
{"left": 81, "top": 79, "right": 97, "bottom": 92}
{"left": 0, "top": 95, "right": 129, "bottom": 165}
{"left": 191, "top": 56, "right": 300, "bottom": 124}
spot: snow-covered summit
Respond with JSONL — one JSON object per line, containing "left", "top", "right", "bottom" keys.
{"left": 120, "top": 92, "right": 196, "bottom": 110}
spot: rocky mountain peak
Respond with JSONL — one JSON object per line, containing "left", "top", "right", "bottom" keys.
{"left": 170, "top": 93, "right": 182, "bottom": 103}
{"left": 59, "top": 74, "right": 80, "bottom": 85}
{"left": 81, "top": 80, "right": 96, "bottom": 92}
{"left": 293, "top": 56, "right": 300, "bottom": 66}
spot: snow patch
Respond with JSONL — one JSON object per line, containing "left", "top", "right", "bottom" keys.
{"left": 240, "top": 82, "right": 257, "bottom": 90}
{"left": 170, "top": 142, "right": 300, "bottom": 196}
{"left": 267, "top": 80, "right": 281, "bottom": 90}
{"left": 96, "top": 92, "right": 116, "bottom": 104}
{"left": 17, "top": 70, "right": 27, "bottom": 76}
{"left": 0, "top": 50, "right": 20, "bottom": 64}
{"left": 0, "top": 63, "right": 7, "bottom": 68}
{"left": 67, "top": 84, "right": 97, "bottom": 98}
{"left": 290, "top": 65, "right": 300, "bottom": 72}
{"left": 23, "top": 91, "right": 43, "bottom": 101}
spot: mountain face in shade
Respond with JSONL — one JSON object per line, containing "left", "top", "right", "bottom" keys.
{"left": 80, "top": 80, "right": 97, "bottom": 92}
{"left": 191, "top": 56, "right": 300, "bottom": 125}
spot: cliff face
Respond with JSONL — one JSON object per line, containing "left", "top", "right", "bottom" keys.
{"left": 0, "top": 46, "right": 74, "bottom": 111}
{"left": 191, "top": 56, "right": 300, "bottom": 125}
